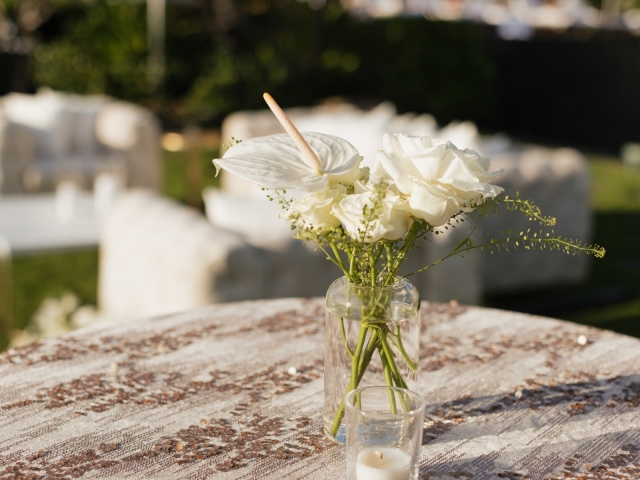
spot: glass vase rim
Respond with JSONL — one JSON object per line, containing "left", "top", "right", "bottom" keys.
{"left": 344, "top": 386, "right": 427, "bottom": 417}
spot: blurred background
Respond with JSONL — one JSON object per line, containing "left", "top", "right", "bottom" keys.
{"left": 1, "top": 0, "right": 639, "bottom": 351}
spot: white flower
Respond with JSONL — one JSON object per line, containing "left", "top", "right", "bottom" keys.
{"left": 329, "top": 160, "right": 369, "bottom": 187}
{"left": 331, "top": 183, "right": 410, "bottom": 243}
{"left": 377, "top": 133, "right": 504, "bottom": 226}
{"left": 408, "top": 179, "right": 469, "bottom": 227}
{"left": 378, "top": 134, "right": 450, "bottom": 194}
{"left": 283, "top": 184, "right": 346, "bottom": 229}
{"left": 213, "top": 132, "right": 361, "bottom": 192}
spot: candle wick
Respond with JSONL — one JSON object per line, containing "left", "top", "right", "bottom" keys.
{"left": 375, "top": 451, "right": 383, "bottom": 460}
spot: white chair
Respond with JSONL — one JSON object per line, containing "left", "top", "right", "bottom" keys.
{"left": 0, "top": 89, "right": 161, "bottom": 195}
{"left": 99, "top": 190, "right": 266, "bottom": 320}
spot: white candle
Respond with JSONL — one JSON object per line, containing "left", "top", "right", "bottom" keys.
{"left": 356, "top": 447, "right": 411, "bottom": 480}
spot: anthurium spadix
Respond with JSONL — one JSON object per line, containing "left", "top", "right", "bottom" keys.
{"left": 213, "top": 132, "right": 362, "bottom": 191}
{"left": 213, "top": 92, "right": 363, "bottom": 191}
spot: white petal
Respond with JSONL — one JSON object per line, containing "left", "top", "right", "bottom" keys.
{"left": 377, "top": 150, "right": 413, "bottom": 194}
{"left": 213, "top": 132, "right": 359, "bottom": 191}
{"left": 408, "top": 181, "right": 460, "bottom": 227}
{"left": 302, "top": 132, "right": 360, "bottom": 175}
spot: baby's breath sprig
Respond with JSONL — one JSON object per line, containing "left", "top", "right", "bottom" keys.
{"left": 402, "top": 194, "right": 605, "bottom": 278}
{"left": 221, "top": 137, "right": 242, "bottom": 153}
{"left": 270, "top": 187, "right": 604, "bottom": 285}
{"left": 476, "top": 192, "right": 556, "bottom": 226}
{"left": 263, "top": 188, "right": 292, "bottom": 211}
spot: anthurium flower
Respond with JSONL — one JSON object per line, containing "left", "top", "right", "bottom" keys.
{"left": 214, "top": 93, "right": 365, "bottom": 192}
{"left": 214, "top": 132, "right": 362, "bottom": 192}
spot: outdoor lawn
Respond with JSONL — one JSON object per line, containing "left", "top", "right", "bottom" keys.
{"left": 2, "top": 152, "right": 640, "bottom": 351}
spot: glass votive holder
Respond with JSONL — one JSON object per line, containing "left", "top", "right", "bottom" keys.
{"left": 346, "top": 386, "right": 426, "bottom": 480}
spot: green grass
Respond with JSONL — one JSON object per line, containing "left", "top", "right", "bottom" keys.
{"left": 12, "top": 250, "right": 99, "bottom": 332}
{"left": 589, "top": 156, "right": 640, "bottom": 212}
{"left": 560, "top": 210, "right": 640, "bottom": 335}
{"left": 163, "top": 148, "right": 220, "bottom": 204}
{"left": 0, "top": 148, "right": 220, "bottom": 351}
{"left": 2, "top": 152, "right": 640, "bottom": 351}
{"left": 555, "top": 158, "right": 640, "bottom": 334}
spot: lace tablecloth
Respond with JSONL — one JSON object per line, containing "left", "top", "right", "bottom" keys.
{"left": 1, "top": 298, "right": 640, "bottom": 479}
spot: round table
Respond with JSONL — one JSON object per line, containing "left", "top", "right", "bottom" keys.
{"left": 1, "top": 299, "right": 640, "bottom": 479}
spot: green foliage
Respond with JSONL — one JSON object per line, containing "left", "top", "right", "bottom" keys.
{"left": 31, "top": 0, "right": 149, "bottom": 101}
{"left": 185, "top": 2, "right": 495, "bottom": 125}
{"left": 22, "top": 0, "right": 495, "bottom": 125}
{"left": 12, "top": 250, "right": 98, "bottom": 333}
{"left": 163, "top": 148, "right": 221, "bottom": 204}
{"left": 589, "top": 156, "right": 640, "bottom": 212}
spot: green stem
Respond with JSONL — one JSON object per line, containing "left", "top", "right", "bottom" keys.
{"left": 380, "top": 329, "right": 410, "bottom": 413}
{"left": 339, "top": 317, "right": 354, "bottom": 359}
{"left": 382, "top": 243, "right": 393, "bottom": 280}
{"left": 331, "top": 244, "right": 351, "bottom": 282}
{"left": 387, "top": 221, "right": 425, "bottom": 282}
{"left": 381, "top": 350, "right": 397, "bottom": 414}
{"left": 369, "top": 247, "right": 377, "bottom": 287}
{"left": 330, "top": 322, "right": 369, "bottom": 437}
{"left": 349, "top": 248, "right": 355, "bottom": 278}
{"left": 390, "top": 325, "right": 418, "bottom": 372}
{"left": 316, "top": 244, "right": 349, "bottom": 277}
{"left": 401, "top": 219, "right": 481, "bottom": 278}
{"left": 350, "top": 324, "right": 369, "bottom": 390}
{"left": 356, "top": 329, "right": 379, "bottom": 384}
{"left": 379, "top": 331, "right": 404, "bottom": 386}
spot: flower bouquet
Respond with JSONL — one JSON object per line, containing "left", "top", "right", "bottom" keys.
{"left": 213, "top": 94, "right": 605, "bottom": 443}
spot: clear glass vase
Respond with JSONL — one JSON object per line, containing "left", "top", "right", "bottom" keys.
{"left": 324, "top": 276, "right": 420, "bottom": 444}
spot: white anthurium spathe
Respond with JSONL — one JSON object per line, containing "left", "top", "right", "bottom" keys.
{"left": 213, "top": 132, "right": 362, "bottom": 192}
{"left": 283, "top": 184, "right": 346, "bottom": 229}
{"left": 332, "top": 182, "right": 410, "bottom": 243}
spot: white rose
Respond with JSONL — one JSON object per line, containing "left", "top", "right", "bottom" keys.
{"left": 436, "top": 147, "right": 503, "bottom": 200}
{"left": 283, "top": 184, "right": 346, "bottom": 229}
{"left": 378, "top": 133, "right": 504, "bottom": 226}
{"left": 408, "top": 179, "right": 470, "bottom": 227}
{"left": 377, "top": 134, "right": 450, "bottom": 194}
{"left": 331, "top": 184, "right": 410, "bottom": 243}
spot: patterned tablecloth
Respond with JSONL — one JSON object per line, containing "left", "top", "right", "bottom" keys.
{"left": 1, "top": 298, "right": 640, "bottom": 479}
